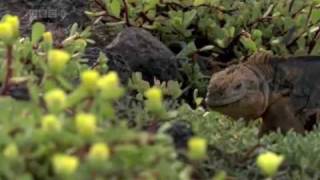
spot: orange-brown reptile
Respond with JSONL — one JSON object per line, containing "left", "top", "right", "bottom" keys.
{"left": 205, "top": 52, "right": 320, "bottom": 136}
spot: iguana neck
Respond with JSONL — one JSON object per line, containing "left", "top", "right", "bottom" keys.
{"left": 243, "top": 64, "right": 272, "bottom": 115}
{"left": 243, "top": 56, "right": 292, "bottom": 115}
{"left": 244, "top": 52, "right": 283, "bottom": 82}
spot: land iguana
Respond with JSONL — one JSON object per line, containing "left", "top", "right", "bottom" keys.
{"left": 205, "top": 52, "right": 320, "bottom": 136}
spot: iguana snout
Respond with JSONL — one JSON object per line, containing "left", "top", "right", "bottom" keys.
{"left": 206, "top": 66, "right": 247, "bottom": 106}
{"left": 205, "top": 65, "right": 268, "bottom": 119}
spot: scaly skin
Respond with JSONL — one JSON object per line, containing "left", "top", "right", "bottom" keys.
{"left": 205, "top": 52, "right": 320, "bottom": 136}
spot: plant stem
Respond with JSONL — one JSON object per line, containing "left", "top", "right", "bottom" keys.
{"left": 122, "top": 0, "right": 131, "bottom": 26}
{"left": 93, "top": 0, "right": 122, "bottom": 21}
{"left": 1, "top": 45, "right": 13, "bottom": 95}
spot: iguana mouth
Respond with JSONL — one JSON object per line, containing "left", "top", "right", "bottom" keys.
{"left": 205, "top": 90, "right": 247, "bottom": 107}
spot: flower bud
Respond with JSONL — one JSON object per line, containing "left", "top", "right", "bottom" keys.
{"left": 88, "top": 143, "right": 110, "bottom": 161}
{"left": 0, "top": 22, "right": 13, "bottom": 43}
{"left": 44, "top": 89, "right": 66, "bottom": 113}
{"left": 75, "top": 113, "right": 97, "bottom": 137}
{"left": 42, "top": 32, "right": 53, "bottom": 51}
{"left": 41, "top": 114, "right": 62, "bottom": 133}
{"left": 43, "top": 31, "right": 53, "bottom": 44}
{"left": 256, "top": 151, "right": 284, "bottom": 177}
{"left": 81, "top": 70, "right": 100, "bottom": 93}
{"left": 2, "top": 15, "right": 20, "bottom": 38}
{"left": 52, "top": 154, "right": 79, "bottom": 175}
{"left": 187, "top": 137, "right": 207, "bottom": 160}
{"left": 3, "top": 143, "right": 19, "bottom": 160}
{"left": 97, "top": 71, "right": 123, "bottom": 100}
{"left": 145, "top": 87, "right": 162, "bottom": 102}
{"left": 74, "top": 39, "right": 87, "bottom": 51}
{"left": 97, "top": 71, "right": 119, "bottom": 89}
{"left": 144, "top": 87, "right": 163, "bottom": 112}
{"left": 47, "top": 49, "right": 71, "bottom": 74}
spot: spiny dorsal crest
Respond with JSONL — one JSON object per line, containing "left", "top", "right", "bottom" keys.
{"left": 245, "top": 51, "right": 274, "bottom": 65}
{"left": 243, "top": 51, "right": 284, "bottom": 82}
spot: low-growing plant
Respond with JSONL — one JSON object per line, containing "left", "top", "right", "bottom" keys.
{"left": 88, "top": 0, "right": 320, "bottom": 56}
{"left": 4, "top": 0, "right": 320, "bottom": 179}
{"left": 0, "top": 14, "right": 197, "bottom": 180}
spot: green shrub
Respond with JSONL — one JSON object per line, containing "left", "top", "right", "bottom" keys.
{"left": 88, "top": 0, "right": 320, "bottom": 58}
{"left": 0, "top": 14, "right": 192, "bottom": 180}
{"left": 3, "top": 0, "right": 320, "bottom": 179}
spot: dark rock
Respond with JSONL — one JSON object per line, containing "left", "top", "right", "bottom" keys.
{"left": 83, "top": 47, "right": 102, "bottom": 67}
{"left": 104, "top": 51, "right": 133, "bottom": 84}
{"left": 105, "top": 27, "right": 181, "bottom": 83}
{"left": 141, "top": 120, "right": 194, "bottom": 149}
{"left": 90, "top": 25, "right": 123, "bottom": 48}
{"left": 9, "top": 85, "right": 30, "bottom": 101}
{"left": 165, "top": 121, "right": 194, "bottom": 149}
{"left": 83, "top": 47, "right": 132, "bottom": 84}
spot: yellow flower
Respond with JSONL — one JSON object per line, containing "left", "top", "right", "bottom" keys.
{"left": 75, "top": 113, "right": 97, "bottom": 137}
{"left": 0, "top": 22, "right": 13, "bottom": 43}
{"left": 88, "top": 143, "right": 110, "bottom": 161}
{"left": 52, "top": 154, "right": 79, "bottom": 175}
{"left": 48, "top": 49, "right": 71, "bottom": 74}
{"left": 97, "top": 71, "right": 124, "bottom": 100}
{"left": 2, "top": 15, "right": 19, "bottom": 38}
{"left": 97, "top": 71, "right": 120, "bottom": 89}
{"left": 44, "top": 89, "right": 66, "bottom": 113}
{"left": 145, "top": 87, "right": 162, "bottom": 102}
{"left": 81, "top": 70, "right": 100, "bottom": 93}
{"left": 187, "top": 137, "right": 207, "bottom": 160}
{"left": 144, "top": 87, "right": 163, "bottom": 112}
{"left": 256, "top": 151, "right": 284, "bottom": 177}
{"left": 0, "top": 14, "right": 19, "bottom": 44}
{"left": 43, "top": 32, "right": 53, "bottom": 44}
{"left": 3, "top": 143, "right": 18, "bottom": 160}
{"left": 41, "top": 114, "right": 62, "bottom": 133}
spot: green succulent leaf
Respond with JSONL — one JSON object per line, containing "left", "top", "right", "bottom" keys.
{"left": 31, "top": 22, "right": 45, "bottom": 45}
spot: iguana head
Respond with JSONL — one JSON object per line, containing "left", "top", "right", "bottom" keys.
{"left": 205, "top": 64, "right": 269, "bottom": 120}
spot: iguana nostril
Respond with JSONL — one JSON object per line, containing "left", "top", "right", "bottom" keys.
{"left": 234, "top": 84, "right": 242, "bottom": 90}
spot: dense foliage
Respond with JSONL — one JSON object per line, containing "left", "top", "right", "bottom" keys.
{"left": 89, "top": 0, "right": 320, "bottom": 57}
{"left": 1, "top": 0, "right": 320, "bottom": 179}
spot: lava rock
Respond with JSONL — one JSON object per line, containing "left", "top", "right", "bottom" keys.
{"left": 90, "top": 25, "right": 123, "bottom": 48}
{"left": 84, "top": 47, "right": 132, "bottom": 84}
{"left": 141, "top": 120, "right": 194, "bottom": 149}
{"left": 83, "top": 47, "right": 101, "bottom": 67}
{"left": 105, "top": 27, "right": 181, "bottom": 83}
{"left": 105, "top": 51, "right": 133, "bottom": 84}
{"left": 165, "top": 121, "right": 194, "bottom": 149}
{"left": 9, "top": 85, "right": 30, "bottom": 101}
